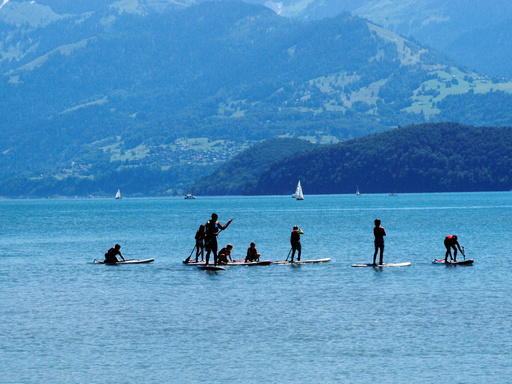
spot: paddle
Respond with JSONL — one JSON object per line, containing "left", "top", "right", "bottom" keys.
{"left": 184, "top": 245, "right": 197, "bottom": 264}
{"left": 285, "top": 248, "right": 292, "bottom": 261}
{"left": 462, "top": 246, "right": 465, "bottom": 261}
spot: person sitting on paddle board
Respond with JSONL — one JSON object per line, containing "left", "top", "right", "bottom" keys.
{"left": 195, "top": 224, "right": 205, "bottom": 262}
{"left": 373, "top": 219, "right": 386, "bottom": 265}
{"left": 218, "top": 244, "right": 234, "bottom": 264}
{"left": 290, "top": 225, "right": 304, "bottom": 262}
{"left": 205, "top": 213, "right": 233, "bottom": 266}
{"left": 245, "top": 242, "right": 260, "bottom": 262}
{"left": 104, "top": 244, "right": 126, "bottom": 263}
{"left": 444, "top": 235, "right": 465, "bottom": 262}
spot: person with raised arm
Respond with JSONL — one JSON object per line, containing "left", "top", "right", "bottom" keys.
{"left": 205, "top": 213, "right": 233, "bottom": 266}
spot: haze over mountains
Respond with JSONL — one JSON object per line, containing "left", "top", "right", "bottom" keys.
{"left": 245, "top": 0, "right": 512, "bottom": 78}
{"left": 0, "top": 0, "right": 511, "bottom": 197}
{"left": 4, "top": 0, "right": 509, "bottom": 76}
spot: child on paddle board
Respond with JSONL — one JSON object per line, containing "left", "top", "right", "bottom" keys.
{"left": 290, "top": 225, "right": 304, "bottom": 262}
{"left": 205, "top": 213, "right": 233, "bottom": 266}
{"left": 104, "top": 244, "right": 126, "bottom": 263}
{"left": 444, "top": 235, "right": 465, "bottom": 262}
{"left": 195, "top": 224, "right": 205, "bottom": 262}
{"left": 218, "top": 244, "right": 234, "bottom": 264}
{"left": 373, "top": 219, "right": 386, "bottom": 265}
{"left": 245, "top": 242, "right": 260, "bottom": 262}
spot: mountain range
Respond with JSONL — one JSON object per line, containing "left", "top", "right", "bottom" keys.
{"left": 0, "top": 0, "right": 511, "bottom": 197}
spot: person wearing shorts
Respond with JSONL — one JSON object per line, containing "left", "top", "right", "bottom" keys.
{"left": 205, "top": 213, "right": 233, "bottom": 266}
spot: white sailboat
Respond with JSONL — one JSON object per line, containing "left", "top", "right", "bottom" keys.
{"left": 295, "top": 181, "right": 304, "bottom": 200}
{"left": 356, "top": 185, "right": 360, "bottom": 196}
{"left": 115, "top": 189, "right": 122, "bottom": 199}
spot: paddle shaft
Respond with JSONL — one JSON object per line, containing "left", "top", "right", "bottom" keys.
{"left": 184, "top": 245, "right": 197, "bottom": 263}
{"left": 285, "top": 248, "right": 292, "bottom": 261}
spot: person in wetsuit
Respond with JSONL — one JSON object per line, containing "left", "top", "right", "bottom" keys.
{"left": 444, "top": 235, "right": 465, "bottom": 262}
{"left": 245, "top": 242, "right": 260, "bottom": 262}
{"left": 290, "top": 225, "right": 304, "bottom": 262}
{"left": 373, "top": 219, "right": 386, "bottom": 265}
{"left": 104, "top": 244, "right": 126, "bottom": 263}
{"left": 218, "top": 244, "right": 234, "bottom": 264}
{"left": 205, "top": 213, "right": 233, "bottom": 266}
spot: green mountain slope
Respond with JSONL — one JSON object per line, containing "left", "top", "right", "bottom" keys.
{"left": 252, "top": 123, "right": 512, "bottom": 195}
{"left": 192, "top": 138, "right": 316, "bottom": 195}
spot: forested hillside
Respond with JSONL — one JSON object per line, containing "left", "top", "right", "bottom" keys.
{"left": 250, "top": 123, "right": 512, "bottom": 195}
{"left": 192, "top": 138, "right": 316, "bottom": 195}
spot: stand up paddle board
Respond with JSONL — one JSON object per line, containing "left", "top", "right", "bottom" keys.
{"left": 94, "top": 258, "right": 155, "bottom": 264}
{"left": 433, "top": 259, "right": 474, "bottom": 265}
{"left": 351, "top": 262, "right": 411, "bottom": 267}
{"left": 274, "top": 258, "right": 331, "bottom": 265}
{"left": 197, "top": 265, "right": 225, "bottom": 271}
{"left": 184, "top": 260, "right": 271, "bottom": 266}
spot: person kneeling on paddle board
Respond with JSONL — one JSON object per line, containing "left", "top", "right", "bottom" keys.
{"left": 373, "top": 219, "right": 386, "bottom": 265}
{"left": 218, "top": 244, "right": 234, "bottom": 264}
{"left": 104, "top": 244, "right": 126, "bottom": 263}
{"left": 205, "top": 213, "right": 233, "bottom": 266}
{"left": 245, "top": 242, "right": 260, "bottom": 262}
{"left": 444, "top": 235, "right": 465, "bottom": 262}
{"left": 290, "top": 226, "right": 304, "bottom": 262}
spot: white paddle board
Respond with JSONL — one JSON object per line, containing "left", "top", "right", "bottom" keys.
{"left": 94, "top": 258, "right": 155, "bottom": 264}
{"left": 274, "top": 258, "right": 331, "bottom": 265}
{"left": 352, "top": 262, "right": 411, "bottom": 267}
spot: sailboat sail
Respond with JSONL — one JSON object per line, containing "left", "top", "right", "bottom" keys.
{"left": 292, "top": 181, "right": 301, "bottom": 198}
{"left": 296, "top": 181, "right": 304, "bottom": 200}
{"left": 115, "top": 189, "right": 122, "bottom": 199}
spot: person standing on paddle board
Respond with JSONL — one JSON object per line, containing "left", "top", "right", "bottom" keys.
{"left": 444, "top": 235, "right": 465, "bottom": 262}
{"left": 195, "top": 224, "right": 205, "bottom": 262}
{"left": 290, "top": 225, "right": 304, "bottom": 262}
{"left": 104, "top": 244, "right": 126, "bottom": 263}
{"left": 205, "top": 213, "right": 233, "bottom": 266}
{"left": 218, "top": 244, "right": 234, "bottom": 264}
{"left": 245, "top": 242, "right": 260, "bottom": 262}
{"left": 373, "top": 219, "right": 386, "bottom": 265}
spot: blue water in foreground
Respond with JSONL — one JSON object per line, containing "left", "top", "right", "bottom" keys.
{"left": 1, "top": 192, "right": 511, "bottom": 383}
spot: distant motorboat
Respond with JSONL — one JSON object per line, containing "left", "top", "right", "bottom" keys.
{"left": 389, "top": 193, "right": 398, "bottom": 196}
{"left": 184, "top": 194, "right": 196, "bottom": 199}
{"left": 115, "top": 189, "right": 122, "bottom": 199}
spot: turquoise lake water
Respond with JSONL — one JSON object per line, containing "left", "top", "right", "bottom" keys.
{"left": 1, "top": 192, "right": 511, "bottom": 383}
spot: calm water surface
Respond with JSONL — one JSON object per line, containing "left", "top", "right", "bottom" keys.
{"left": 0, "top": 193, "right": 511, "bottom": 383}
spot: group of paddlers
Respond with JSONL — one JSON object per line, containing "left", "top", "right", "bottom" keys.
{"left": 102, "top": 214, "right": 464, "bottom": 265}
{"left": 372, "top": 219, "right": 465, "bottom": 265}
{"left": 188, "top": 213, "right": 304, "bottom": 266}
{"left": 191, "top": 213, "right": 259, "bottom": 266}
